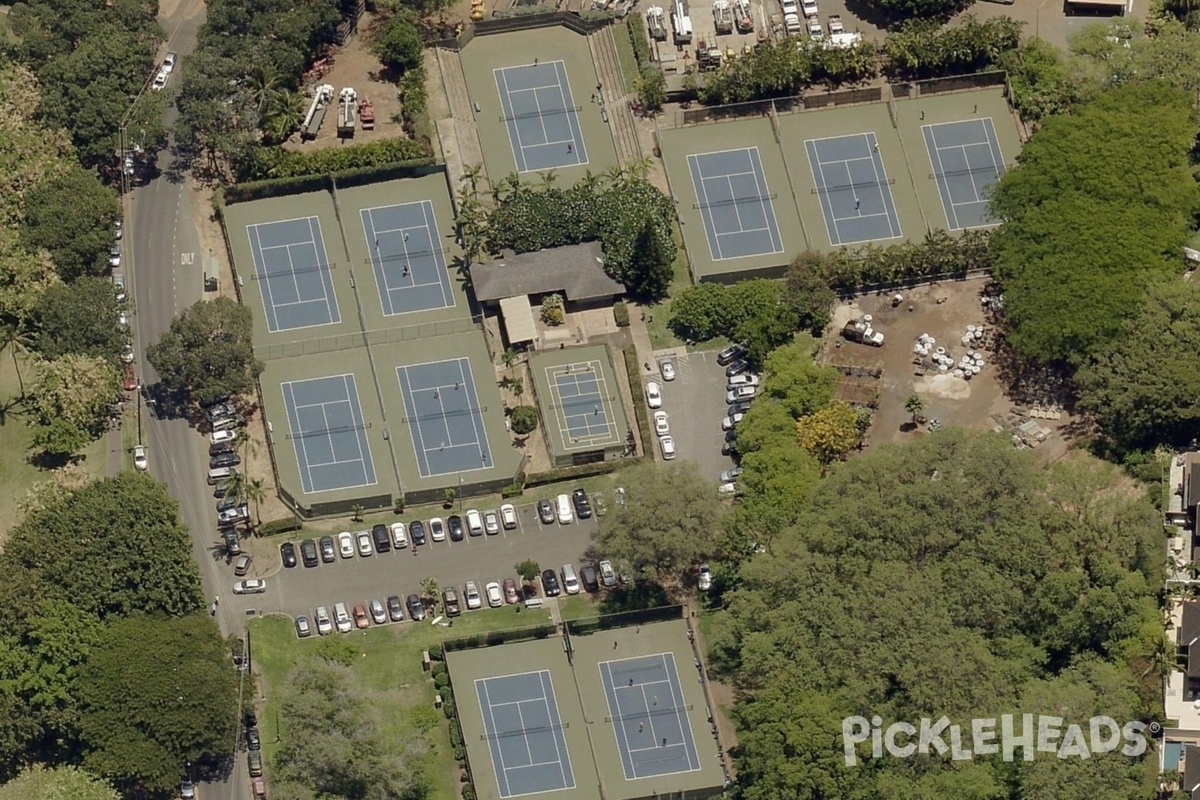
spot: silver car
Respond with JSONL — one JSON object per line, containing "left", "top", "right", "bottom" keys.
{"left": 233, "top": 579, "right": 266, "bottom": 594}
{"left": 356, "top": 530, "right": 373, "bottom": 557}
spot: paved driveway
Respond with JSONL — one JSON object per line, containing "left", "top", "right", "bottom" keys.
{"left": 652, "top": 351, "right": 735, "bottom": 482}
{"left": 226, "top": 500, "right": 601, "bottom": 621}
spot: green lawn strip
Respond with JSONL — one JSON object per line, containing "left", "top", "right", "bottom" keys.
{"left": 612, "top": 21, "right": 640, "bottom": 95}
{"left": 558, "top": 594, "right": 601, "bottom": 622}
{"left": 249, "top": 605, "right": 555, "bottom": 796}
{"left": 644, "top": 222, "right": 691, "bottom": 351}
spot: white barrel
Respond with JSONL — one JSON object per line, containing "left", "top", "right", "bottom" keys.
{"left": 971, "top": 365, "right": 981, "bottom": 375}
{"left": 938, "top": 364, "right": 948, "bottom": 373}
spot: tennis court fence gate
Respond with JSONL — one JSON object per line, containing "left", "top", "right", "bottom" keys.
{"left": 254, "top": 316, "right": 483, "bottom": 360}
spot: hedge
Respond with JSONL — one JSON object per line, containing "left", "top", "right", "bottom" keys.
{"left": 623, "top": 345, "right": 654, "bottom": 457}
{"left": 501, "top": 483, "right": 524, "bottom": 498}
{"left": 256, "top": 518, "right": 303, "bottom": 537}
{"left": 613, "top": 300, "right": 630, "bottom": 327}
{"left": 627, "top": 12, "right": 651, "bottom": 69}
{"left": 236, "top": 137, "right": 432, "bottom": 183}
{"left": 524, "top": 460, "right": 621, "bottom": 488}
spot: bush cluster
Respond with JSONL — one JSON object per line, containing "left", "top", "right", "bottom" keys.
{"left": 236, "top": 137, "right": 431, "bottom": 182}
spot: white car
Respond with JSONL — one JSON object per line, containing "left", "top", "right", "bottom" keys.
{"left": 315, "top": 607, "right": 333, "bottom": 635}
{"left": 660, "top": 435, "right": 676, "bottom": 460}
{"left": 429, "top": 517, "right": 446, "bottom": 542}
{"left": 484, "top": 510, "right": 500, "bottom": 535}
{"left": 828, "top": 14, "right": 844, "bottom": 34}
{"left": 151, "top": 69, "right": 168, "bottom": 90}
{"left": 117, "top": 310, "right": 129, "bottom": 328}
{"left": 801, "top": 0, "right": 818, "bottom": 17}
{"left": 133, "top": 444, "right": 148, "bottom": 471}
{"left": 356, "top": 530, "right": 373, "bottom": 557}
{"left": 163, "top": 51, "right": 178, "bottom": 71}
{"left": 728, "top": 373, "right": 760, "bottom": 388}
{"left": 500, "top": 504, "right": 517, "bottom": 530}
{"left": 466, "top": 509, "right": 484, "bottom": 536}
{"left": 727, "top": 385, "right": 758, "bottom": 404}
{"left": 718, "top": 481, "right": 739, "bottom": 497}
{"left": 122, "top": 343, "right": 135, "bottom": 364}
{"left": 464, "top": 581, "right": 482, "bottom": 610}
{"left": 338, "top": 531, "right": 355, "bottom": 558}
{"left": 781, "top": 0, "right": 798, "bottom": 13}
{"left": 721, "top": 413, "right": 744, "bottom": 431}
{"left": 218, "top": 505, "right": 249, "bottom": 525}
{"left": 807, "top": 16, "right": 823, "bottom": 37}
{"left": 654, "top": 410, "right": 670, "bottom": 437}
{"left": 646, "top": 381, "right": 663, "bottom": 409}
{"left": 233, "top": 579, "right": 266, "bottom": 594}
{"left": 599, "top": 559, "right": 617, "bottom": 588}
{"left": 660, "top": 360, "right": 676, "bottom": 381}
{"left": 485, "top": 581, "right": 503, "bottom": 608}
{"left": 211, "top": 429, "right": 237, "bottom": 445}
{"left": 390, "top": 522, "right": 408, "bottom": 549}
{"left": 698, "top": 563, "right": 713, "bottom": 591}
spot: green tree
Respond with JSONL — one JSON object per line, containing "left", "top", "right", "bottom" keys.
{"left": 21, "top": 166, "right": 120, "bottom": 281}
{"left": 373, "top": 13, "right": 423, "bottom": 74}
{"left": 795, "top": 401, "right": 860, "bottom": 464}
{"left": 782, "top": 253, "right": 836, "bottom": 335}
{"left": 0, "top": 765, "right": 120, "bottom": 800}
{"left": 244, "top": 477, "right": 267, "bottom": 526}
{"left": 420, "top": 576, "right": 440, "bottom": 606}
{"left": 76, "top": 614, "right": 238, "bottom": 796}
{"left": 511, "top": 405, "right": 538, "bottom": 435}
{"left": 761, "top": 339, "right": 838, "bottom": 418}
{"left": 998, "top": 37, "right": 1081, "bottom": 122}
{"left": 625, "top": 217, "right": 674, "bottom": 300}
{"left": 596, "top": 461, "right": 723, "bottom": 583}
{"left": 668, "top": 283, "right": 729, "bottom": 341}
{"left": 515, "top": 559, "right": 540, "bottom": 585}
{"left": 31, "top": 278, "right": 124, "bottom": 362}
{"left": 0, "top": 320, "right": 34, "bottom": 399}
{"left": 147, "top": 297, "right": 263, "bottom": 405}
{"left": 904, "top": 393, "right": 925, "bottom": 425}
{"left": 27, "top": 354, "right": 119, "bottom": 451}
{"left": 635, "top": 65, "right": 667, "bottom": 111}
{"left": 868, "top": 0, "right": 972, "bottom": 20}
{"left": 736, "top": 306, "right": 796, "bottom": 367}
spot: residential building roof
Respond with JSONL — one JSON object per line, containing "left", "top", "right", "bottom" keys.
{"left": 1184, "top": 601, "right": 1200, "bottom": 684}
{"left": 469, "top": 242, "right": 626, "bottom": 303}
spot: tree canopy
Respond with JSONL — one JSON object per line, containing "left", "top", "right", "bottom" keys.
{"left": 31, "top": 278, "right": 123, "bottom": 363}
{"left": 20, "top": 167, "right": 120, "bottom": 282}
{"left": 147, "top": 296, "right": 263, "bottom": 405}
{"left": 26, "top": 354, "right": 119, "bottom": 457}
{"left": 0, "top": 765, "right": 120, "bottom": 800}
{"left": 373, "top": 12, "right": 423, "bottom": 74}
{"left": 989, "top": 81, "right": 1199, "bottom": 364}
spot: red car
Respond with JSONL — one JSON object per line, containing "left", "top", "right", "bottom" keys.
{"left": 123, "top": 362, "right": 137, "bottom": 391}
{"left": 353, "top": 604, "right": 370, "bottom": 629}
{"left": 503, "top": 578, "right": 520, "bottom": 604}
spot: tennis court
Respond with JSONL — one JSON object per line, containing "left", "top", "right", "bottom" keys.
{"left": 475, "top": 670, "right": 576, "bottom": 798}
{"left": 396, "top": 357, "right": 494, "bottom": 478}
{"left": 247, "top": 217, "right": 340, "bottom": 332}
{"left": 686, "top": 147, "right": 785, "bottom": 261}
{"left": 281, "top": 374, "right": 377, "bottom": 494}
{"left": 806, "top": 133, "right": 903, "bottom": 246}
{"left": 495, "top": 61, "right": 587, "bottom": 173}
{"left": 544, "top": 360, "right": 618, "bottom": 449}
{"left": 360, "top": 201, "right": 455, "bottom": 316}
{"left": 922, "top": 118, "right": 1006, "bottom": 230}
{"left": 599, "top": 653, "right": 701, "bottom": 781}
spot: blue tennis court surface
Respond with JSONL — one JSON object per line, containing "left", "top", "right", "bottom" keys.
{"left": 475, "top": 671, "right": 575, "bottom": 798}
{"left": 599, "top": 653, "right": 701, "bottom": 780}
{"left": 494, "top": 61, "right": 587, "bottom": 173}
{"left": 361, "top": 201, "right": 455, "bottom": 316}
{"left": 396, "top": 358, "right": 494, "bottom": 478}
{"left": 544, "top": 360, "right": 618, "bottom": 448}
{"left": 247, "top": 217, "right": 340, "bottom": 332}
{"left": 806, "top": 133, "right": 903, "bottom": 246}
{"left": 923, "top": 118, "right": 1006, "bottom": 230}
{"left": 687, "top": 147, "right": 784, "bottom": 261}
{"left": 281, "top": 374, "right": 377, "bottom": 494}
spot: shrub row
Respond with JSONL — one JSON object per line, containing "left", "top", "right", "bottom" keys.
{"left": 256, "top": 518, "right": 302, "bottom": 537}
{"left": 627, "top": 12, "right": 651, "bottom": 68}
{"left": 524, "top": 460, "right": 620, "bottom": 489}
{"left": 236, "top": 137, "right": 432, "bottom": 183}
{"left": 623, "top": 345, "right": 655, "bottom": 458}
{"left": 613, "top": 300, "right": 630, "bottom": 328}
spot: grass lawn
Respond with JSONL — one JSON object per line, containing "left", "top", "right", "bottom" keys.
{"left": 644, "top": 222, "right": 695, "bottom": 351}
{"left": 0, "top": 351, "right": 107, "bottom": 544}
{"left": 558, "top": 593, "right": 602, "bottom": 622}
{"left": 249, "top": 605, "right": 555, "bottom": 798}
{"left": 612, "top": 21, "right": 640, "bottom": 95}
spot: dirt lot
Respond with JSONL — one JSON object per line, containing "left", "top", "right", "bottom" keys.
{"left": 821, "top": 277, "right": 1073, "bottom": 461}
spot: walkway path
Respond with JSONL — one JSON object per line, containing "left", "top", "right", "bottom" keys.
{"left": 589, "top": 27, "right": 642, "bottom": 166}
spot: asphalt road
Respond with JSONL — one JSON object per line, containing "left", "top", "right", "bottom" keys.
{"left": 226, "top": 502, "right": 603, "bottom": 622}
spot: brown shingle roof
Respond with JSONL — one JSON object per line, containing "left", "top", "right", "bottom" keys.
{"left": 469, "top": 242, "right": 626, "bottom": 303}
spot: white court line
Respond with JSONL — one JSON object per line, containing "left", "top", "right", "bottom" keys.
{"left": 247, "top": 224, "right": 280, "bottom": 332}
{"left": 493, "top": 67, "right": 526, "bottom": 173}
{"left": 864, "top": 132, "right": 902, "bottom": 239}
{"left": 456, "top": 358, "right": 490, "bottom": 465}
{"left": 477, "top": 679, "right": 511, "bottom": 798}
{"left": 805, "top": 139, "right": 839, "bottom": 247}
{"left": 924, "top": 124, "right": 959, "bottom": 230}
{"left": 598, "top": 661, "right": 638, "bottom": 781}
{"left": 746, "top": 148, "right": 783, "bottom": 255}
{"left": 420, "top": 200, "right": 453, "bottom": 307}
{"left": 687, "top": 154, "right": 723, "bottom": 261}
{"left": 554, "top": 60, "right": 587, "bottom": 166}
{"left": 538, "top": 671, "right": 572, "bottom": 788}
{"left": 660, "top": 652, "right": 702, "bottom": 771}
{"left": 307, "top": 216, "right": 339, "bottom": 323}
{"left": 341, "top": 374, "right": 370, "bottom": 478}
{"left": 544, "top": 363, "right": 619, "bottom": 449}
{"left": 723, "top": 176, "right": 747, "bottom": 232}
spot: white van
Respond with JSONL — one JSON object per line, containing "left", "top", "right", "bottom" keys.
{"left": 561, "top": 564, "right": 580, "bottom": 595}
{"left": 555, "top": 494, "right": 574, "bottom": 525}
{"left": 211, "top": 415, "right": 240, "bottom": 432}
{"left": 333, "top": 602, "right": 352, "bottom": 633}
{"left": 207, "top": 466, "right": 236, "bottom": 485}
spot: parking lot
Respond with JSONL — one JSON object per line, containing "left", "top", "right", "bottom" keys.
{"left": 647, "top": 350, "right": 736, "bottom": 483}
{"left": 224, "top": 500, "right": 602, "bottom": 626}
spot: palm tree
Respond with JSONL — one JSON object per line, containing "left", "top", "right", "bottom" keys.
{"left": 538, "top": 169, "right": 558, "bottom": 189}
{"left": 511, "top": 379, "right": 524, "bottom": 402}
{"left": 0, "top": 321, "right": 32, "bottom": 399}
{"left": 904, "top": 394, "right": 925, "bottom": 426}
{"left": 420, "top": 576, "right": 440, "bottom": 608}
{"left": 460, "top": 162, "right": 483, "bottom": 197}
{"left": 350, "top": 504, "right": 364, "bottom": 523}
{"left": 244, "top": 477, "right": 267, "bottom": 526}
{"left": 502, "top": 347, "right": 518, "bottom": 378}
{"left": 263, "top": 89, "right": 305, "bottom": 144}
{"left": 247, "top": 65, "right": 284, "bottom": 115}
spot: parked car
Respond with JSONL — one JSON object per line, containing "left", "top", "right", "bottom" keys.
{"left": 369, "top": 599, "right": 387, "bottom": 625}
{"left": 295, "top": 615, "right": 312, "bottom": 637}
{"left": 213, "top": 480, "right": 236, "bottom": 498}
{"left": 447, "top": 515, "right": 464, "bottom": 541}
{"left": 503, "top": 578, "right": 520, "bottom": 604}
{"left": 234, "top": 579, "right": 266, "bottom": 594}
{"left": 210, "top": 440, "right": 235, "bottom": 457}
{"left": 210, "top": 429, "right": 237, "bottom": 446}
{"left": 223, "top": 529, "right": 241, "bottom": 556}
{"left": 722, "top": 429, "right": 738, "bottom": 456}
{"left": 572, "top": 488, "right": 592, "bottom": 519}
{"left": 246, "top": 726, "right": 261, "bottom": 750}
{"left": 660, "top": 359, "right": 676, "bottom": 381}
{"left": 181, "top": 780, "right": 195, "bottom": 800}
{"left": 410, "top": 520, "right": 427, "bottom": 545}
{"left": 315, "top": 607, "right": 333, "bottom": 635}
{"left": 726, "top": 386, "right": 757, "bottom": 404}
{"left": 319, "top": 535, "right": 336, "bottom": 563}
{"left": 722, "top": 413, "right": 744, "bottom": 431}
{"left": 542, "top": 570, "right": 561, "bottom": 596}
{"left": 407, "top": 593, "right": 426, "bottom": 620}
{"left": 580, "top": 563, "right": 599, "bottom": 593}
{"left": 151, "top": 69, "right": 168, "bottom": 90}
{"left": 338, "top": 531, "right": 355, "bottom": 558}
{"left": 112, "top": 273, "right": 126, "bottom": 302}
{"left": 123, "top": 362, "right": 137, "bottom": 391}
{"left": 356, "top": 530, "right": 373, "bottom": 557}
{"left": 537, "top": 499, "right": 555, "bottom": 525}
{"left": 251, "top": 777, "right": 266, "bottom": 799}
{"left": 659, "top": 435, "right": 676, "bottom": 460}
{"left": 248, "top": 749, "right": 263, "bottom": 776}
{"left": 483, "top": 509, "right": 500, "bottom": 535}
{"left": 599, "top": 559, "right": 617, "bottom": 588}
{"left": 353, "top": 604, "right": 370, "bottom": 629}
{"left": 163, "top": 51, "right": 178, "bottom": 70}
{"left": 720, "top": 466, "right": 743, "bottom": 483}
{"left": 725, "top": 359, "right": 751, "bottom": 378}
{"left": 204, "top": 402, "right": 237, "bottom": 423}
{"left": 500, "top": 504, "right": 517, "bottom": 530}
{"left": 717, "top": 343, "right": 746, "bottom": 365}
{"left": 698, "top": 563, "right": 713, "bottom": 591}
{"left": 429, "top": 517, "right": 446, "bottom": 542}
{"left": 466, "top": 509, "right": 484, "bottom": 536}
{"left": 728, "top": 373, "right": 760, "bottom": 389}
{"left": 807, "top": 15, "right": 823, "bottom": 36}
{"left": 485, "top": 581, "right": 503, "bottom": 608}
{"left": 719, "top": 481, "right": 740, "bottom": 497}
{"left": 300, "top": 539, "right": 318, "bottom": 567}
{"left": 210, "top": 452, "right": 241, "bottom": 469}
{"left": 593, "top": 493, "right": 608, "bottom": 517}
{"left": 372, "top": 523, "right": 391, "bottom": 553}
{"left": 218, "top": 505, "right": 249, "bottom": 525}
{"left": 443, "top": 587, "right": 461, "bottom": 616}
{"left": 387, "top": 595, "right": 404, "bottom": 622}
{"left": 646, "top": 381, "right": 663, "bottom": 409}
{"left": 654, "top": 410, "right": 670, "bottom": 436}
{"left": 133, "top": 444, "right": 148, "bottom": 471}
{"left": 234, "top": 554, "right": 252, "bottom": 577}
{"left": 464, "top": 581, "right": 482, "bottom": 610}
{"left": 280, "top": 543, "right": 297, "bottom": 568}
{"left": 801, "top": 0, "right": 818, "bottom": 16}
{"left": 109, "top": 241, "right": 122, "bottom": 267}
{"left": 729, "top": 400, "right": 754, "bottom": 416}
{"left": 391, "top": 522, "right": 408, "bottom": 549}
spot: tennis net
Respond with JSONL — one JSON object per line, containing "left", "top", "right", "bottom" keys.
{"left": 499, "top": 105, "right": 582, "bottom": 123}
{"left": 929, "top": 166, "right": 1008, "bottom": 180}
{"left": 252, "top": 261, "right": 335, "bottom": 281}
{"left": 694, "top": 193, "right": 777, "bottom": 210}
{"left": 286, "top": 421, "right": 371, "bottom": 441}
{"left": 812, "top": 178, "right": 896, "bottom": 194}
{"left": 481, "top": 722, "right": 569, "bottom": 741}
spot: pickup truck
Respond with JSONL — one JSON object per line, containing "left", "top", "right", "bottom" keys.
{"left": 828, "top": 14, "right": 844, "bottom": 34}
